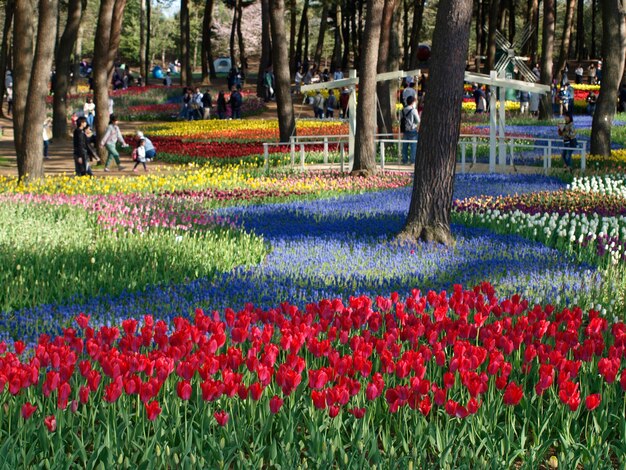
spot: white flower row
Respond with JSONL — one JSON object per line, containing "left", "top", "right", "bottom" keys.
{"left": 568, "top": 175, "right": 626, "bottom": 199}
{"left": 456, "top": 208, "right": 626, "bottom": 265}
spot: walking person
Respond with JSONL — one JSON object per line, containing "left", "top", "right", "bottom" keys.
{"left": 83, "top": 97, "right": 95, "bottom": 128}
{"left": 401, "top": 96, "right": 420, "bottom": 165}
{"left": 216, "top": 91, "right": 227, "bottom": 119}
{"left": 558, "top": 114, "right": 577, "bottom": 172}
{"left": 100, "top": 115, "right": 128, "bottom": 172}
{"left": 132, "top": 138, "right": 148, "bottom": 172}
{"left": 6, "top": 85, "right": 12, "bottom": 115}
{"left": 73, "top": 117, "right": 92, "bottom": 176}
{"left": 43, "top": 118, "right": 51, "bottom": 160}
{"left": 518, "top": 90, "right": 530, "bottom": 114}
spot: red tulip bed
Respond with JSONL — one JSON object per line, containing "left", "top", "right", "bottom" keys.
{"left": 1, "top": 283, "right": 625, "bottom": 467}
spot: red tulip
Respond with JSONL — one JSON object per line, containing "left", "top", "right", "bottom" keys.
{"left": 269, "top": 395, "right": 283, "bottom": 414}
{"left": 418, "top": 396, "right": 432, "bottom": 416}
{"left": 145, "top": 400, "right": 162, "bottom": 421}
{"left": 21, "top": 403, "right": 37, "bottom": 420}
{"left": 44, "top": 415, "right": 57, "bottom": 432}
{"left": 177, "top": 381, "right": 192, "bottom": 401}
{"left": 14, "top": 341, "right": 25, "bottom": 355}
{"left": 348, "top": 407, "right": 366, "bottom": 419}
{"left": 214, "top": 410, "right": 229, "bottom": 426}
{"left": 76, "top": 313, "right": 90, "bottom": 329}
{"left": 57, "top": 382, "right": 71, "bottom": 410}
{"left": 585, "top": 394, "right": 601, "bottom": 411}
{"left": 328, "top": 406, "right": 340, "bottom": 418}
{"left": 503, "top": 382, "right": 523, "bottom": 406}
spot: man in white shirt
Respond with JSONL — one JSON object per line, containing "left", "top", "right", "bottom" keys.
{"left": 401, "top": 96, "right": 420, "bottom": 164}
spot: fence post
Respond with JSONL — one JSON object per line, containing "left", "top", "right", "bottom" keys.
{"left": 543, "top": 147, "right": 548, "bottom": 174}
{"left": 581, "top": 141, "right": 586, "bottom": 172}
{"left": 509, "top": 139, "right": 514, "bottom": 167}
{"left": 380, "top": 141, "right": 385, "bottom": 170}
{"left": 547, "top": 140, "right": 552, "bottom": 170}
{"left": 340, "top": 142, "right": 345, "bottom": 173}
{"left": 472, "top": 136, "right": 477, "bottom": 165}
{"left": 263, "top": 143, "right": 269, "bottom": 171}
{"left": 300, "top": 144, "right": 305, "bottom": 171}
{"left": 461, "top": 141, "right": 466, "bottom": 174}
{"left": 290, "top": 137, "right": 296, "bottom": 168}
{"left": 323, "top": 137, "right": 329, "bottom": 164}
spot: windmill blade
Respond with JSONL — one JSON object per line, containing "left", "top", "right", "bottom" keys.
{"left": 512, "top": 57, "right": 537, "bottom": 82}
{"left": 513, "top": 23, "right": 534, "bottom": 50}
{"left": 494, "top": 54, "right": 510, "bottom": 74}
{"left": 494, "top": 30, "right": 511, "bottom": 50}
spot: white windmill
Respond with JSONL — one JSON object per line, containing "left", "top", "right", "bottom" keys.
{"left": 492, "top": 24, "right": 537, "bottom": 83}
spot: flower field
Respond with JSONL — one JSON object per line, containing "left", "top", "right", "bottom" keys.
{"left": 2, "top": 97, "right": 626, "bottom": 467}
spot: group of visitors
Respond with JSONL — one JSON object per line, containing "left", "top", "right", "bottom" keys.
{"left": 294, "top": 64, "right": 344, "bottom": 94}
{"left": 178, "top": 86, "right": 243, "bottom": 120}
{"left": 308, "top": 88, "right": 349, "bottom": 119}
{"left": 72, "top": 112, "right": 156, "bottom": 176}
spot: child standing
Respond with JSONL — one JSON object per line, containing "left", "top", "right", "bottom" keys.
{"left": 132, "top": 138, "right": 148, "bottom": 172}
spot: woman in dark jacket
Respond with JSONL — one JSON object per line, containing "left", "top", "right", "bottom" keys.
{"left": 73, "top": 117, "right": 92, "bottom": 176}
{"left": 216, "top": 91, "right": 227, "bottom": 119}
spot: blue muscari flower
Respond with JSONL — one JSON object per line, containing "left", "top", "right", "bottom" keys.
{"left": 1, "top": 173, "right": 595, "bottom": 344}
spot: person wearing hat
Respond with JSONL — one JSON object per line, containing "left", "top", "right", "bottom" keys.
{"left": 136, "top": 131, "right": 156, "bottom": 161}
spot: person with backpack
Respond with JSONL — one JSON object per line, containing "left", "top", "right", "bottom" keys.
{"left": 401, "top": 96, "right": 420, "bottom": 165}
{"left": 229, "top": 86, "right": 243, "bottom": 119}
{"left": 201, "top": 89, "right": 213, "bottom": 119}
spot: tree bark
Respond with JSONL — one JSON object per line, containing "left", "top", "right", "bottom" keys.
{"left": 53, "top": 0, "right": 84, "bottom": 139}
{"left": 341, "top": 4, "right": 350, "bottom": 70}
{"left": 0, "top": 0, "right": 14, "bottom": 119}
{"left": 313, "top": 1, "right": 329, "bottom": 66}
{"left": 13, "top": 0, "right": 59, "bottom": 182}
{"left": 93, "top": 0, "right": 127, "bottom": 160}
{"left": 409, "top": 0, "right": 426, "bottom": 69}
{"left": 575, "top": 0, "right": 585, "bottom": 60}
{"left": 269, "top": 0, "right": 296, "bottom": 142}
{"left": 590, "top": 0, "right": 626, "bottom": 156}
{"left": 351, "top": 2, "right": 360, "bottom": 70}
{"left": 475, "top": 0, "right": 483, "bottom": 72}
{"left": 538, "top": 0, "right": 555, "bottom": 120}
{"left": 181, "top": 0, "right": 192, "bottom": 86}
{"left": 402, "top": 0, "right": 409, "bottom": 68}
{"left": 331, "top": 3, "right": 342, "bottom": 72}
{"left": 257, "top": 0, "right": 272, "bottom": 97}
{"left": 289, "top": 0, "right": 296, "bottom": 73}
{"left": 376, "top": 0, "right": 397, "bottom": 135}
{"left": 487, "top": 0, "right": 500, "bottom": 71}
{"left": 201, "top": 0, "right": 215, "bottom": 84}
{"left": 351, "top": 0, "right": 385, "bottom": 176}
{"left": 229, "top": 0, "right": 238, "bottom": 70}
{"left": 508, "top": 0, "right": 515, "bottom": 43}
{"left": 555, "top": 0, "right": 576, "bottom": 78}
{"left": 400, "top": 0, "right": 473, "bottom": 246}
{"left": 236, "top": 1, "right": 247, "bottom": 79}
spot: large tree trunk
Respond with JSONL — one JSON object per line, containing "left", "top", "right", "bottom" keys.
{"left": 313, "top": 1, "right": 329, "bottom": 66}
{"left": 13, "top": 0, "right": 59, "bottom": 182}
{"left": 351, "top": 0, "right": 385, "bottom": 176}
{"left": 93, "top": 0, "right": 127, "bottom": 161}
{"left": 181, "top": 0, "right": 192, "bottom": 86}
{"left": 289, "top": 0, "right": 296, "bottom": 73}
{"left": 555, "top": 0, "right": 576, "bottom": 78}
{"left": 257, "top": 0, "right": 272, "bottom": 97}
{"left": 229, "top": 0, "right": 238, "bottom": 71}
{"left": 400, "top": 0, "right": 473, "bottom": 246}
{"left": 487, "top": 0, "right": 500, "bottom": 71}
{"left": 331, "top": 3, "right": 342, "bottom": 72}
{"left": 140, "top": 0, "right": 146, "bottom": 83}
{"left": 296, "top": 0, "right": 309, "bottom": 69}
{"left": 145, "top": 0, "right": 151, "bottom": 83}
{"left": 538, "top": 0, "right": 555, "bottom": 120}
{"left": 591, "top": 0, "right": 597, "bottom": 58}
{"left": 475, "top": 0, "right": 483, "bottom": 72}
{"left": 590, "top": 0, "right": 626, "bottom": 156}
{"left": 409, "top": 0, "right": 426, "bottom": 69}
{"left": 376, "top": 0, "right": 397, "bottom": 135}
{"left": 525, "top": 0, "right": 539, "bottom": 63}
{"left": 575, "top": 0, "right": 585, "bottom": 60}
{"left": 201, "top": 0, "right": 215, "bottom": 84}
{"left": 269, "top": 0, "right": 296, "bottom": 142}
{"left": 0, "top": 0, "right": 14, "bottom": 119}
{"left": 402, "top": 0, "right": 410, "bottom": 68}
{"left": 236, "top": 1, "right": 247, "bottom": 79}
{"left": 508, "top": 0, "right": 515, "bottom": 43}
{"left": 53, "top": 0, "right": 84, "bottom": 139}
